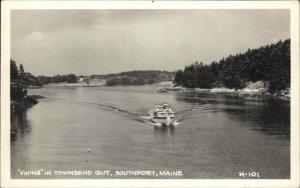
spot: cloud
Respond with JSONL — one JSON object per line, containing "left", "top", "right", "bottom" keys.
{"left": 11, "top": 10, "right": 290, "bottom": 76}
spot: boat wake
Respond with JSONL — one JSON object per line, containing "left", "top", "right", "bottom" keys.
{"left": 45, "top": 97, "right": 188, "bottom": 127}
{"left": 140, "top": 116, "right": 182, "bottom": 127}
{"left": 144, "top": 121, "right": 163, "bottom": 127}
{"left": 172, "top": 120, "right": 182, "bottom": 126}
{"left": 139, "top": 116, "right": 152, "bottom": 120}
{"left": 46, "top": 97, "right": 139, "bottom": 117}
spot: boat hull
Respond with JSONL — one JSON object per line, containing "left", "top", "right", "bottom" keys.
{"left": 151, "top": 117, "right": 174, "bottom": 126}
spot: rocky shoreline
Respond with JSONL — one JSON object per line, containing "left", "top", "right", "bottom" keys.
{"left": 11, "top": 95, "right": 45, "bottom": 113}
{"left": 159, "top": 81, "right": 290, "bottom": 101}
{"left": 170, "top": 87, "right": 290, "bottom": 100}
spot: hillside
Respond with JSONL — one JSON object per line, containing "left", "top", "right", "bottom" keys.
{"left": 173, "top": 39, "right": 290, "bottom": 94}
{"left": 10, "top": 61, "right": 175, "bottom": 87}
{"left": 91, "top": 70, "right": 175, "bottom": 86}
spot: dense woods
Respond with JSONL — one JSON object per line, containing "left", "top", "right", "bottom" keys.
{"left": 10, "top": 60, "right": 77, "bottom": 87}
{"left": 173, "top": 39, "right": 290, "bottom": 93}
{"left": 10, "top": 59, "right": 78, "bottom": 111}
{"left": 33, "top": 74, "right": 78, "bottom": 86}
{"left": 10, "top": 59, "right": 38, "bottom": 111}
{"left": 10, "top": 60, "right": 174, "bottom": 88}
{"left": 92, "top": 70, "right": 175, "bottom": 86}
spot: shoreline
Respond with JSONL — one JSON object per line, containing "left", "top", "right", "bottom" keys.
{"left": 27, "top": 81, "right": 290, "bottom": 101}
{"left": 29, "top": 81, "right": 173, "bottom": 88}
{"left": 159, "top": 81, "right": 290, "bottom": 101}
{"left": 162, "top": 87, "right": 290, "bottom": 101}
{"left": 11, "top": 95, "right": 45, "bottom": 113}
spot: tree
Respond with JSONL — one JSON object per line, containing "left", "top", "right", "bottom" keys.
{"left": 173, "top": 70, "right": 183, "bottom": 85}
{"left": 10, "top": 59, "right": 27, "bottom": 101}
{"left": 10, "top": 59, "right": 19, "bottom": 80}
{"left": 19, "top": 64, "right": 25, "bottom": 77}
{"left": 66, "top": 74, "right": 78, "bottom": 83}
{"left": 196, "top": 65, "right": 214, "bottom": 88}
{"left": 172, "top": 39, "right": 290, "bottom": 91}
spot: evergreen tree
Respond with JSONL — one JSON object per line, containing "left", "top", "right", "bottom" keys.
{"left": 10, "top": 59, "right": 19, "bottom": 80}
{"left": 19, "top": 64, "right": 25, "bottom": 78}
{"left": 173, "top": 70, "right": 183, "bottom": 85}
{"left": 173, "top": 39, "right": 290, "bottom": 92}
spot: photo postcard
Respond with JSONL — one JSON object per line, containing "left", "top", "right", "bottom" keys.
{"left": 1, "top": 1, "right": 299, "bottom": 188}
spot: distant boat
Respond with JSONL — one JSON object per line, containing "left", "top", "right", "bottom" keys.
{"left": 156, "top": 88, "right": 168, "bottom": 93}
{"left": 150, "top": 102, "right": 175, "bottom": 126}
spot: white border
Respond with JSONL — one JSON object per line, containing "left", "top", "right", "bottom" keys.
{"left": 1, "top": 1, "right": 299, "bottom": 188}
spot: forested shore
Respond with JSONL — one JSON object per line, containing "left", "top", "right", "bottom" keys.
{"left": 92, "top": 70, "right": 174, "bottom": 86}
{"left": 10, "top": 60, "right": 41, "bottom": 113}
{"left": 10, "top": 59, "right": 85, "bottom": 111}
{"left": 10, "top": 59, "right": 175, "bottom": 87}
{"left": 10, "top": 39, "right": 291, "bottom": 109}
{"left": 173, "top": 39, "right": 290, "bottom": 95}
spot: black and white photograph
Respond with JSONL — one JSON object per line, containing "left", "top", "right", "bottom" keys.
{"left": 1, "top": 1, "right": 299, "bottom": 188}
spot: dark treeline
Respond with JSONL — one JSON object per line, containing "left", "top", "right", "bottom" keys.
{"left": 92, "top": 70, "right": 175, "bottom": 86}
{"left": 10, "top": 59, "right": 38, "bottom": 111}
{"left": 10, "top": 59, "right": 77, "bottom": 110}
{"left": 10, "top": 59, "right": 77, "bottom": 87}
{"left": 173, "top": 39, "right": 290, "bottom": 93}
{"left": 33, "top": 74, "right": 77, "bottom": 86}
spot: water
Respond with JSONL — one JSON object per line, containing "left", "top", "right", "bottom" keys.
{"left": 11, "top": 85, "right": 290, "bottom": 179}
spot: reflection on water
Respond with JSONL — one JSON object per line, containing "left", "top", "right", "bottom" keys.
{"left": 11, "top": 110, "right": 31, "bottom": 142}
{"left": 154, "top": 125, "right": 175, "bottom": 138}
{"left": 175, "top": 93, "right": 290, "bottom": 138}
{"left": 223, "top": 100, "right": 290, "bottom": 138}
{"left": 11, "top": 86, "right": 290, "bottom": 179}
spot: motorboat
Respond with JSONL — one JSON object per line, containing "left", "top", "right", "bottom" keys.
{"left": 150, "top": 102, "right": 175, "bottom": 126}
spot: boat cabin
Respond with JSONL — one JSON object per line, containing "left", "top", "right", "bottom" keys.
{"left": 153, "top": 103, "right": 175, "bottom": 118}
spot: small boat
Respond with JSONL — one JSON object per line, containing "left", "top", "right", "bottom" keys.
{"left": 156, "top": 88, "right": 168, "bottom": 93}
{"left": 150, "top": 102, "right": 175, "bottom": 126}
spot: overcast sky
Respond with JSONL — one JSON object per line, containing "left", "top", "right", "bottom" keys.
{"left": 11, "top": 9, "right": 290, "bottom": 76}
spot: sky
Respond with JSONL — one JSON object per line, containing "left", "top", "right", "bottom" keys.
{"left": 11, "top": 9, "right": 290, "bottom": 76}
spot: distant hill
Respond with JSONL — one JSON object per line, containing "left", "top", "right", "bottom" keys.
{"left": 9, "top": 63, "right": 175, "bottom": 87}
{"left": 91, "top": 70, "right": 175, "bottom": 86}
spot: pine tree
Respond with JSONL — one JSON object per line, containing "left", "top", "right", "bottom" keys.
{"left": 19, "top": 64, "right": 25, "bottom": 77}
{"left": 10, "top": 59, "right": 19, "bottom": 80}
{"left": 173, "top": 38, "right": 290, "bottom": 91}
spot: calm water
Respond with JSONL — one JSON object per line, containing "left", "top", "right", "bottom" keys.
{"left": 11, "top": 85, "right": 290, "bottom": 179}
